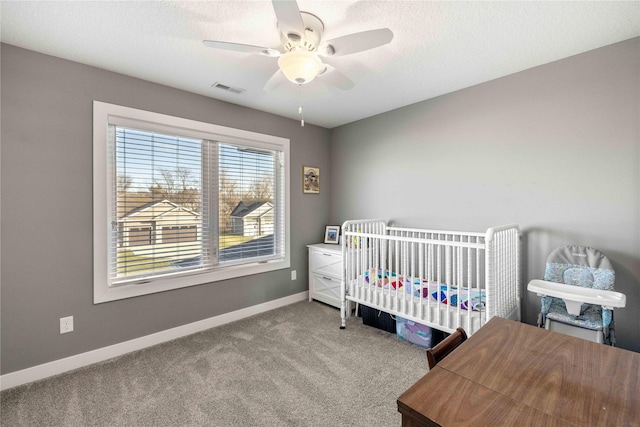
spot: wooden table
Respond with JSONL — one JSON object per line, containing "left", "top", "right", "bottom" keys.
{"left": 397, "top": 316, "right": 640, "bottom": 426}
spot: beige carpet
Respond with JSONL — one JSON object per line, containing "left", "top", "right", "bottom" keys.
{"left": 1, "top": 301, "right": 428, "bottom": 426}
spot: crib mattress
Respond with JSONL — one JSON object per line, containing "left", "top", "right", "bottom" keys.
{"left": 364, "top": 268, "right": 487, "bottom": 311}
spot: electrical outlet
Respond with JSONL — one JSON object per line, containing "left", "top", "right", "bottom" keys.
{"left": 60, "top": 316, "right": 74, "bottom": 334}
{"left": 291, "top": 270, "right": 297, "bottom": 280}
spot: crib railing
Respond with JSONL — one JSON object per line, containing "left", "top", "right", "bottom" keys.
{"left": 486, "top": 224, "right": 521, "bottom": 320}
{"left": 340, "top": 220, "right": 520, "bottom": 335}
{"left": 340, "top": 219, "right": 386, "bottom": 329}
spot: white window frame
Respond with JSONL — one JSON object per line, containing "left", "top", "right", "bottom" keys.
{"left": 93, "top": 101, "right": 290, "bottom": 303}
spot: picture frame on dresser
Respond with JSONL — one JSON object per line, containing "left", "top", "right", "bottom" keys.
{"left": 324, "top": 225, "right": 340, "bottom": 244}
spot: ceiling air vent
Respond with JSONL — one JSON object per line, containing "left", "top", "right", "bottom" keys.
{"left": 212, "top": 82, "right": 245, "bottom": 94}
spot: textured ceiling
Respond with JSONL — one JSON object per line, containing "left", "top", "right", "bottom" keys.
{"left": 1, "top": 1, "right": 639, "bottom": 128}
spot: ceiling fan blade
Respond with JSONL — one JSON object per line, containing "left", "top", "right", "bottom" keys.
{"left": 318, "top": 65, "right": 355, "bottom": 90}
{"left": 203, "top": 40, "right": 280, "bottom": 57}
{"left": 263, "top": 70, "right": 287, "bottom": 91}
{"left": 320, "top": 28, "right": 393, "bottom": 57}
{"left": 272, "top": 0, "right": 304, "bottom": 38}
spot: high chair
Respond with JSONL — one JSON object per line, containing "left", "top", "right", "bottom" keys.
{"left": 527, "top": 245, "right": 625, "bottom": 345}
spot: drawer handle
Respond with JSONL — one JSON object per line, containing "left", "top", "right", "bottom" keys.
{"left": 322, "top": 253, "right": 333, "bottom": 256}
{"left": 322, "top": 276, "right": 333, "bottom": 281}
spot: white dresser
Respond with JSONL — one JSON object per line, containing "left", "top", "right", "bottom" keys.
{"left": 307, "top": 244, "right": 343, "bottom": 308}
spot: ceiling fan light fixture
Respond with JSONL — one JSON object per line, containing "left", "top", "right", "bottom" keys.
{"left": 278, "top": 50, "right": 322, "bottom": 85}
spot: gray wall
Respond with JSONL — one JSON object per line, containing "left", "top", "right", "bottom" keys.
{"left": 0, "top": 44, "right": 332, "bottom": 374}
{"left": 330, "top": 38, "right": 640, "bottom": 352}
{"left": 2, "top": 36, "right": 639, "bottom": 376}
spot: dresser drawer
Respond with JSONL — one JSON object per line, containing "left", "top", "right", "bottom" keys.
{"left": 309, "top": 274, "right": 342, "bottom": 308}
{"left": 310, "top": 250, "right": 342, "bottom": 279}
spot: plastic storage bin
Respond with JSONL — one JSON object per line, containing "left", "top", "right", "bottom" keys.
{"left": 396, "top": 317, "right": 433, "bottom": 348}
{"left": 360, "top": 305, "right": 396, "bottom": 333}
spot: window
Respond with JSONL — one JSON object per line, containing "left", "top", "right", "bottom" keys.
{"left": 93, "top": 101, "right": 290, "bottom": 303}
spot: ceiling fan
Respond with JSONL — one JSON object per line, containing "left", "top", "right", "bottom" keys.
{"left": 203, "top": 0, "right": 393, "bottom": 91}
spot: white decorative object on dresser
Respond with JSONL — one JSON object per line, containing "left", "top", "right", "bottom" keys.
{"left": 307, "top": 244, "right": 343, "bottom": 308}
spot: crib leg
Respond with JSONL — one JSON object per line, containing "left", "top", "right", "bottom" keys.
{"left": 340, "top": 300, "right": 347, "bottom": 329}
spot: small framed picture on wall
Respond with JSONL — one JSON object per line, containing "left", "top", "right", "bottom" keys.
{"left": 324, "top": 225, "right": 340, "bottom": 244}
{"left": 303, "top": 166, "right": 320, "bottom": 194}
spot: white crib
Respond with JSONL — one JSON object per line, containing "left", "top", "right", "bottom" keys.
{"left": 340, "top": 219, "right": 520, "bottom": 336}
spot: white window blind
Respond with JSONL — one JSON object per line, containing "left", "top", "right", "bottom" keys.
{"left": 110, "top": 127, "right": 208, "bottom": 285}
{"left": 94, "top": 101, "right": 290, "bottom": 303}
{"left": 218, "top": 144, "right": 282, "bottom": 263}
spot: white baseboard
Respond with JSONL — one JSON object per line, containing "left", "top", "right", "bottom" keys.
{"left": 1, "top": 292, "right": 309, "bottom": 391}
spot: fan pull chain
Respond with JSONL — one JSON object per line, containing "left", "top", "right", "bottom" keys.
{"left": 298, "top": 84, "right": 304, "bottom": 127}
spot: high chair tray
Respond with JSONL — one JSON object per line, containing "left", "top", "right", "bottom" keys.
{"left": 528, "top": 279, "right": 626, "bottom": 312}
